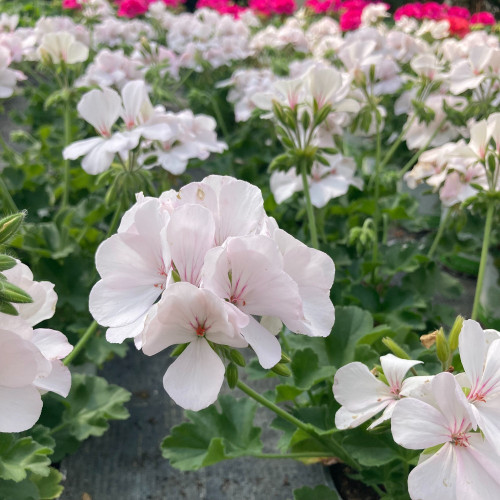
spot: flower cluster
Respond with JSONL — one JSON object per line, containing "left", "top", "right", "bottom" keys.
{"left": 333, "top": 319, "right": 500, "bottom": 499}
{"left": 0, "top": 261, "right": 72, "bottom": 432}
{"left": 63, "top": 80, "right": 226, "bottom": 175}
{"left": 89, "top": 175, "right": 336, "bottom": 410}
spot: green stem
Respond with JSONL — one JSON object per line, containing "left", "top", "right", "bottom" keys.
{"left": 399, "top": 118, "right": 446, "bottom": 178}
{"left": 0, "top": 175, "right": 17, "bottom": 213}
{"left": 372, "top": 114, "right": 382, "bottom": 271}
{"left": 63, "top": 320, "right": 98, "bottom": 366}
{"left": 251, "top": 452, "right": 337, "bottom": 459}
{"left": 299, "top": 159, "right": 319, "bottom": 249}
{"left": 378, "top": 114, "right": 417, "bottom": 171}
{"left": 471, "top": 202, "right": 495, "bottom": 321}
{"left": 236, "top": 380, "right": 359, "bottom": 470}
{"left": 62, "top": 99, "right": 71, "bottom": 208}
{"left": 428, "top": 208, "right": 451, "bottom": 259}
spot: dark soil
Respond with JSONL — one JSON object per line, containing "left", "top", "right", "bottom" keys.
{"left": 330, "top": 465, "right": 380, "bottom": 500}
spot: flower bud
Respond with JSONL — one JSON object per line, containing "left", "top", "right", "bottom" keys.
{"left": 0, "top": 255, "right": 16, "bottom": 271}
{"left": 382, "top": 337, "right": 410, "bottom": 360}
{"left": 271, "top": 362, "right": 292, "bottom": 377}
{"left": 0, "top": 212, "right": 25, "bottom": 245}
{"left": 0, "top": 300, "right": 18, "bottom": 315}
{"left": 0, "top": 281, "right": 33, "bottom": 304}
{"left": 280, "top": 352, "right": 291, "bottom": 364}
{"left": 226, "top": 362, "right": 239, "bottom": 389}
{"left": 229, "top": 349, "right": 246, "bottom": 367}
{"left": 448, "top": 315, "right": 464, "bottom": 352}
{"left": 435, "top": 327, "right": 450, "bottom": 366}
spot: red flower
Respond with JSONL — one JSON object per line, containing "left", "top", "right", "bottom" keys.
{"left": 447, "top": 15, "right": 470, "bottom": 37}
{"left": 117, "top": 0, "right": 149, "bottom": 17}
{"left": 394, "top": 3, "right": 423, "bottom": 21}
{"left": 446, "top": 6, "right": 470, "bottom": 19}
{"left": 470, "top": 11, "right": 495, "bottom": 25}
{"left": 340, "top": 8, "right": 362, "bottom": 30}
{"left": 62, "top": 0, "right": 83, "bottom": 9}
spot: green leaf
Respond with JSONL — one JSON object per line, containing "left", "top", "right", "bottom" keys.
{"left": 325, "top": 306, "right": 374, "bottom": 367}
{"left": 342, "top": 428, "right": 402, "bottom": 467}
{"left": 275, "top": 384, "right": 303, "bottom": 403}
{"left": 0, "top": 434, "right": 52, "bottom": 482}
{"left": 0, "top": 478, "right": 39, "bottom": 500}
{"left": 293, "top": 485, "right": 341, "bottom": 500}
{"left": 161, "top": 395, "right": 262, "bottom": 471}
{"left": 291, "top": 348, "right": 335, "bottom": 390}
{"left": 56, "top": 373, "right": 131, "bottom": 441}
{"left": 30, "top": 468, "right": 64, "bottom": 499}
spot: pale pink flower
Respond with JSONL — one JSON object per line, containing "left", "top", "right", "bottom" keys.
{"left": 392, "top": 372, "right": 500, "bottom": 500}
{"left": 333, "top": 354, "right": 427, "bottom": 429}
{"left": 142, "top": 282, "right": 248, "bottom": 410}
{"left": 37, "top": 31, "right": 88, "bottom": 64}
{"left": 457, "top": 320, "right": 500, "bottom": 448}
{"left": 0, "top": 317, "right": 72, "bottom": 432}
{"left": 3, "top": 260, "right": 57, "bottom": 326}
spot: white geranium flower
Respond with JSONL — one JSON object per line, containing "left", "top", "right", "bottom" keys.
{"left": 37, "top": 31, "right": 88, "bottom": 64}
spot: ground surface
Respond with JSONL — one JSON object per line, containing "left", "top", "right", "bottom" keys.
{"left": 59, "top": 348, "right": 332, "bottom": 500}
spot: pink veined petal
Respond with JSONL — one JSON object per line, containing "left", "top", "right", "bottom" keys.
{"left": 408, "top": 444, "right": 457, "bottom": 500}
{"left": 335, "top": 402, "right": 390, "bottom": 430}
{"left": 391, "top": 397, "right": 450, "bottom": 449}
{"left": 0, "top": 386, "right": 43, "bottom": 433}
{"left": 167, "top": 204, "right": 215, "bottom": 286}
{"left": 240, "top": 315, "right": 281, "bottom": 369}
{"left": 478, "top": 339, "right": 500, "bottom": 399}
{"left": 380, "top": 354, "right": 423, "bottom": 392}
{"left": 333, "top": 362, "right": 392, "bottom": 412}
{"left": 433, "top": 371, "right": 476, "bottom": 433}
{"left": 459, "top": 319, "right": 487, "bottom": 393}
{"left": 33, "top": 360, "right": 71, "bottom": 397}
{"left": 163, "top": 337, "right": 225, "bottom": 411}
{"left": 121, "top": 80, "right": 149, "bottom": 127}
{"left": 470, "top": 397, "right": 500, "bottom": 449}
{"left": 31, "top": 329, "right": 73, "bottom": 360}
{"left": 455, "top": 434, "right": 500, "bottom": 500}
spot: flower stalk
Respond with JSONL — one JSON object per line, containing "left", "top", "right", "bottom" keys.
{"left": 299, "top": 157, "right": 319, "bottom": 249}
{"left": 471, "top": 201, "right": 495, "bottom": 321}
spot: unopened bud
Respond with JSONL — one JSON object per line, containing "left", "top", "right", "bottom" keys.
{"left": 382, "top": 337, "right": 410, "bottom": 360}
{"left": 0, "top": 212, "right": 25, "bottom": 245}
{"left": 271, "top": 362, "right": 292, "bottom": 377}
{"left": 0, "top": 300, "right": 17, "bottom": 315}
{"left": 0, "top": 255, "right": 16, "bottom": 271}
{"left": 420, "top": 331, "right": 437, "bottom": 349}
{"left": 435, "top": 327, "right": 450, "bottom": 366}
{"left": 0, "top": 281, "right": 32, "bottom": 304}
{"left": 171, "top": 343, "right": 188, "bottom": 357}
{"left": 229, "top": 349, "right": 246, "bottom": 367}
{"left": 280, "top": 352, "right": 291, "bottom": 364}
{"left": 448, "top": 315, "right": 464, "bottom": 352}
{"left": 226, "top": 362, "right": 239, "bottom": 389}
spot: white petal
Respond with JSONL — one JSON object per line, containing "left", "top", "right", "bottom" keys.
{"left": 460, "top": 319, "right": 487, "bottom": 389}
{"left": 33, "top": 359, "right": 71, "bottom": 397}
{"left": 63, "top": 137, "right": 104, "bottom": 160}
{"left": 380, "top": 354, "right": 423, "bottom": 391}
{"left": 333, "top": 362, "right": 392, "bottom": 412}
{"left": 31, "top": 329, "right": 72, "bottom": 360}
{"left": 240, "top": 315, "right": 281, "bottom": 369}
{"left": 408, "top": 444, "right": 457, "bottom": 500}
{"left": 163, "top": 338, "right": 224, "bottom": 411}
{"left": 391, "top": 397, "right": 449, "bottom": 449}
{"left": 77, "top": 87, "right": 122, "bottom": 136}
{"left": 0, "top": 386, "right": 42, "bottom": 432}
{"left": 335, "top": 402, "right": 389, "bottom": 430}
